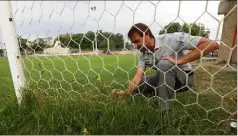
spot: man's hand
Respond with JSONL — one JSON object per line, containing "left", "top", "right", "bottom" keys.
{"left": 110, "top": 67, "right": 144, "bottom": 99}
{"left": 161, "top": 56, "right": 182, "bottom": 65}
{"left": 110, "top": 89, "right": 130, "bottom": 98}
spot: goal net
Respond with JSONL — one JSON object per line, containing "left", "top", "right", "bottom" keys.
{"left": 0, "top": 1, "right": 237, "bottom": 135}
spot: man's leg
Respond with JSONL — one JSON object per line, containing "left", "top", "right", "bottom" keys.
{"left": 154, "top": 60, "right": 177, "bottom": 110}
{"left": 134, "top": 74, "right": 159, "bottom": 96}
{"left": 175, "top": 69, "right": 195, "bottom": 92}
{"left": 134, "top": 60, "right": 176, "bottom": 109}
{"left": 134, "top": 60, "right": 194, "bottom": 110}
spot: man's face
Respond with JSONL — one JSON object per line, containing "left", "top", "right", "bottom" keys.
{"left": 130, "top": 32, "right": 149, "bottom": 51}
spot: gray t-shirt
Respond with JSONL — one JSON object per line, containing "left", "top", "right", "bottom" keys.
{"left": 138, "top": 32, "right": 201, "bottom": 71}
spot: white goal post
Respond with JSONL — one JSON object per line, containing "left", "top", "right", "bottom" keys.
{"left": 0, "top": 1, "right": 26, "bottom": 104}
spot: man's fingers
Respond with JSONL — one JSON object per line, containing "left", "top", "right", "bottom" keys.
{"left": 161, "top": 56, "right": 169, "bottom": 60}
{"left": 161, "top": 56, "right": 177, "bottom": 64}
{"left": 111, "top": 90, "right": 123, "bottom": 95}
{"left": 111, "top": 90, "right": 127, "bottom": 98}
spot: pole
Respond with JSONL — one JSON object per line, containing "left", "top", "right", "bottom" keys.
{"left": 0, "top": 1, "right": 26, "bottom": 104}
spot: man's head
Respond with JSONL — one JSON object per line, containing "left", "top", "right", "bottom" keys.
{"left": 128, "top": 23, "right": 154, "bottom": 51}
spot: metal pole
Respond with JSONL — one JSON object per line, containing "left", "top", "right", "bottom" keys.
{"left": 0, "top": 1, "right": 26, "bottom": 104}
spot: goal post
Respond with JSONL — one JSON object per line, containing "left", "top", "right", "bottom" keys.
{"left": 0, "top": 1, "right": 26, "bottom": 104}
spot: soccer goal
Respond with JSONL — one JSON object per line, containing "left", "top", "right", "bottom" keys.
{"left": 0, "top": 1, "right": 237, "bottom": 134}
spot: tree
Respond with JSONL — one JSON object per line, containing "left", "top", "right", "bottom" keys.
{"left": 18, "top": 36, "right": 28, "bottom": 51}
{"left": 159, "top": 22, "right": 210, "bottom": 38}
{"left": 159, "top": 22, "right": 181, "bottom": 34}
{"left": 54, "top": 33, "right": 71, "bottom": 48}
{"left": 96, "top": 30, "right": 106, "bottom": 50}
{"left": 31, "top": 37, "right": 52, "bottom": 51}
{"left": 110, "top": 33, "right": 124, "bottom": 50}
{"left": 96, "top": 30, "right": 114, "bottom": 50}
{"left": 84, "top": 31, "right": 95, "bottom": 50}
{"left": 71, "top": 33, "right": 84, "bottom": 48}
{"left": 125, "top": 41, "right": 132, "bottom": 50}
{"left": 53, "top": 30, "right": 126, "bottom": 51}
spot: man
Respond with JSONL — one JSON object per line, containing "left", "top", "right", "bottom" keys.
{"left": 111, "top": 23, "right": 219, "bottom": 109}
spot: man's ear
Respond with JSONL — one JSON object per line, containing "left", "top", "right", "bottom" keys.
{"left": 145, "top": 31, "right": 152, "bottom": 38}
{"left": 145, "top": 32, "right": 150, "bottom": 40}
{"left": 145, "top": 31, "right": 149, "bottom": 36}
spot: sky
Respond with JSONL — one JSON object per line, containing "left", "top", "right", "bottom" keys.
{"left": 0, "top": 0, "right": 225, "bottom": 46}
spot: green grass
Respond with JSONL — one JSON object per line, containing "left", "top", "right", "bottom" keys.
{"left": 0, "top": 55, "right": 237, "bottom": 135}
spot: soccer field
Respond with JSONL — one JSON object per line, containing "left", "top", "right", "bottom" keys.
{"left": 0, "top": 55, "right": 236, "bottom": 135}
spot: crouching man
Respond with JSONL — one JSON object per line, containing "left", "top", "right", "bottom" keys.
{"left": 111, "top": 23, "right": 219, "bottom": 110}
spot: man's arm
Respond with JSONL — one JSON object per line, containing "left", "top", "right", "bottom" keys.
{"left": 177, "top": 37, "right": 219, "bottom": 64}
{"left": 126, "top": 67, "right": 145, "bottom": 94}
{"left": 162, "top": 36, "right": 220, "bottom": 65}
{"left": 111, "top": 52, "right": 145, "bottom": 97}
{"left": 111, "top": 67, "right": 144, "bottom": 97}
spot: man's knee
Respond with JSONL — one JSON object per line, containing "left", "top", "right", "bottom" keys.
{"left": 176, "top": 72, "right": 195, "bottom": 92}
{"left": 187, "top": 72, "right": 195, "bottom": 88}
{"left": 156, "top": 60, "right": 175, "bottom": 72}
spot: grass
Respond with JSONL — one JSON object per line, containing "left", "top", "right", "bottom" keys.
{"left": 0, "top": 54, "right": 237, "bottom": 135}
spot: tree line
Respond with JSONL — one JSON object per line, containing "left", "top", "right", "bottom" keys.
{"left": 159, "top": 22, "right": 210, "bottom": 38}
{"left": 18, "top": 30, "right": 131, "bottom": 53}
{"left": 53, "top": 30, "right": 130, "bottom": 51}
{"left": 18, "top": 22, "right": 210, "bottom": 53}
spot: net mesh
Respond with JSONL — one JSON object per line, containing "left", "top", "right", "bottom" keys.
{"left": 2, "top": 1, "right": 237, "bottom": 134}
